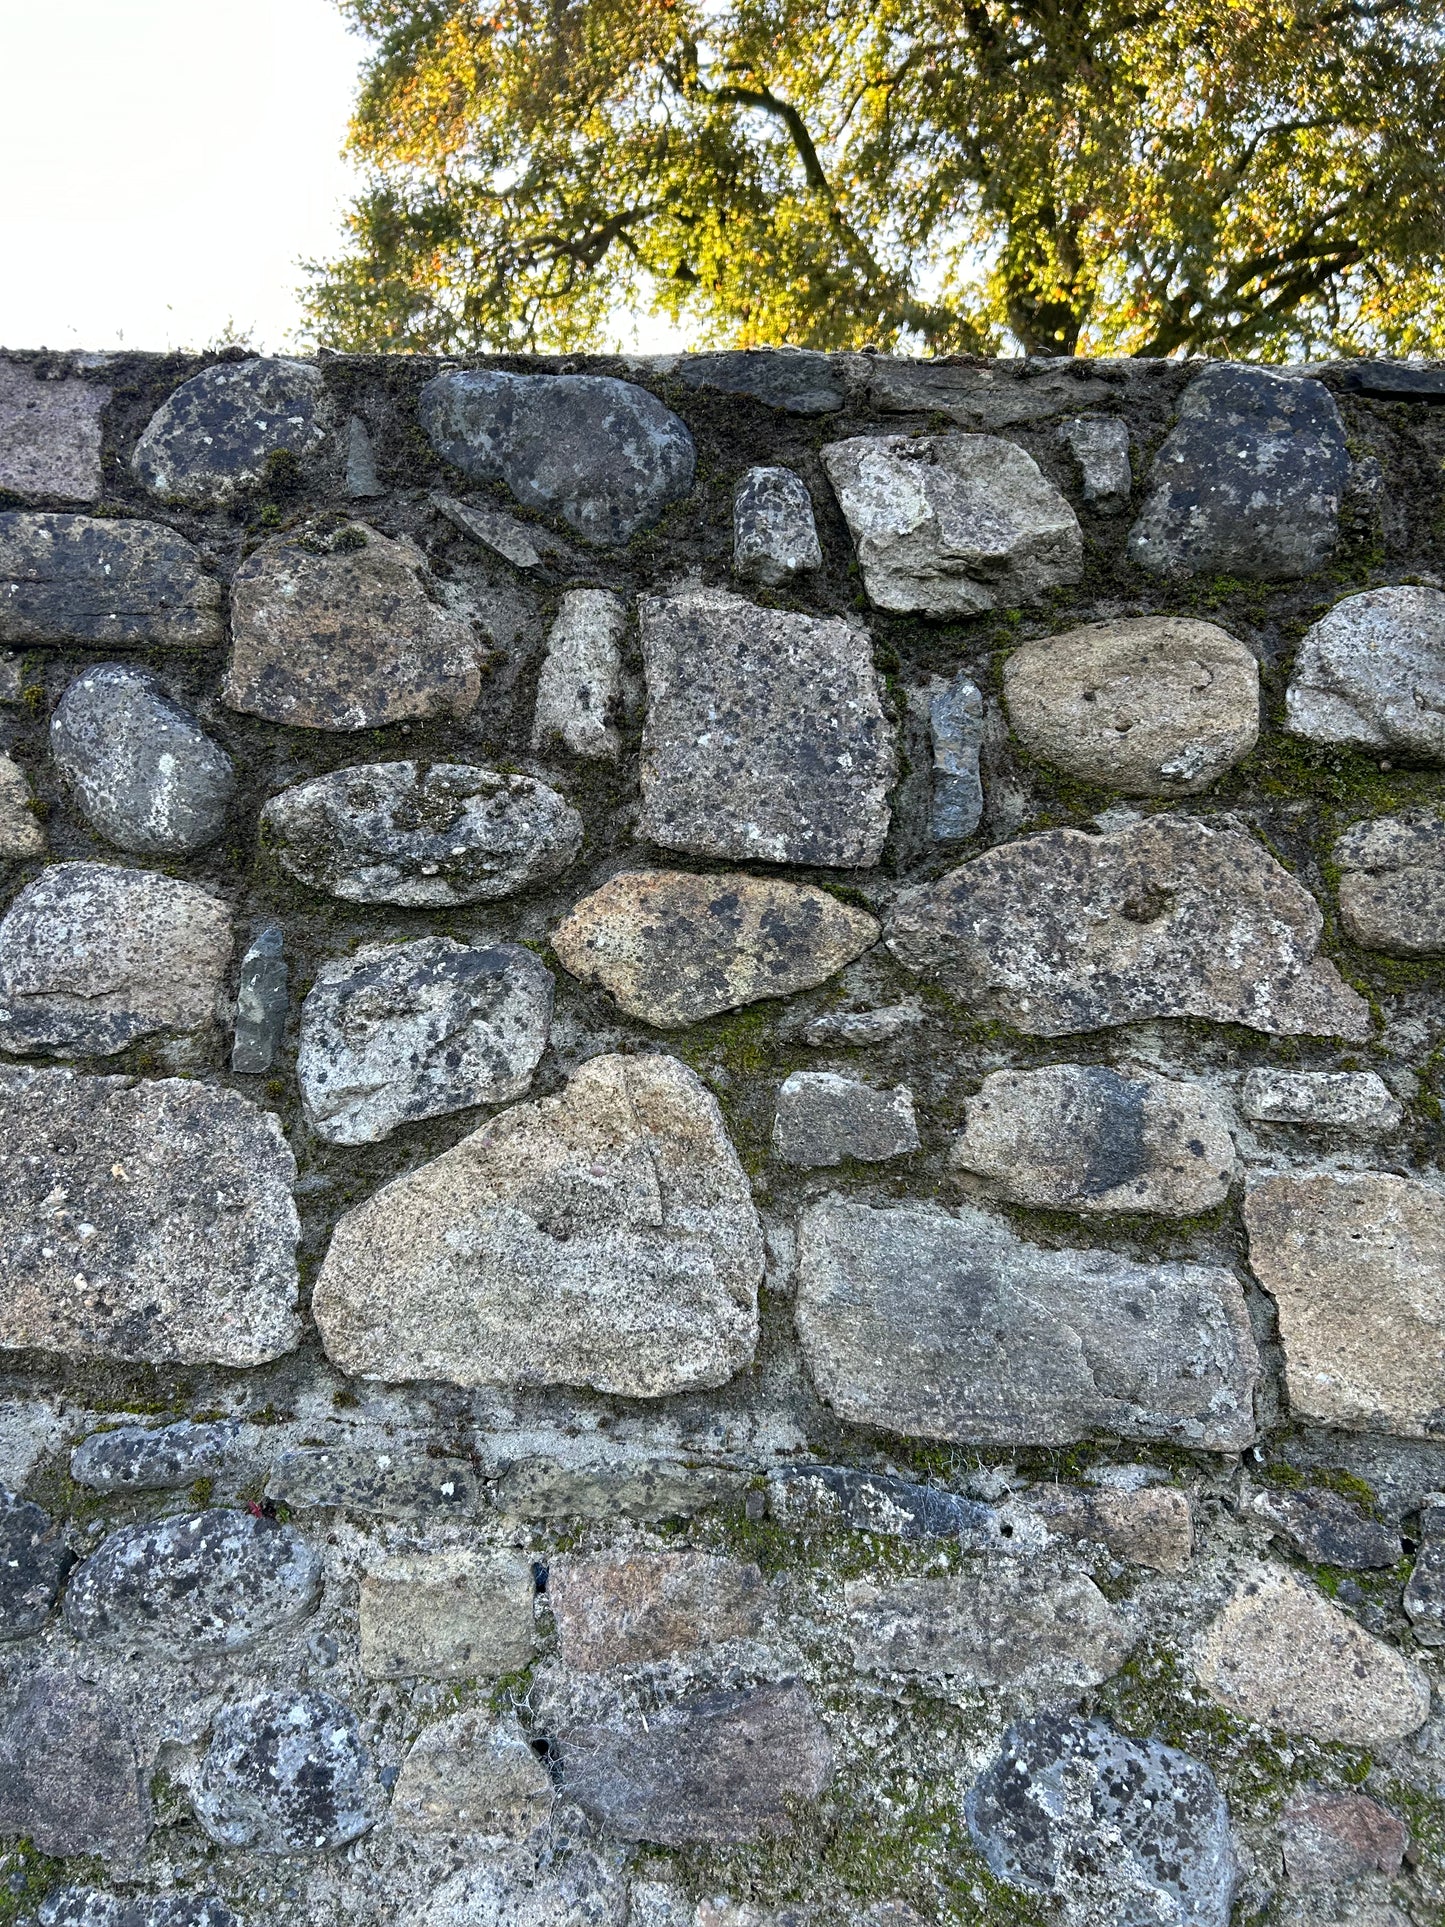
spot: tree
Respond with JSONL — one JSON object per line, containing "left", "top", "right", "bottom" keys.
{"left": 303, "top": 0, "right": 1445, "bottom": 359}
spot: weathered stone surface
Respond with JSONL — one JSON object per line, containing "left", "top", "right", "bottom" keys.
{"left": 430, "top": 491, "right": 545, "bottom": 567}
{"left": 674, "top": 350, "right": 845, "bottom": 416}
{"left": 1031, "top": 1484, "right": 1194, "bottom": 1573}
{"left": 796, "top": 1197, "right": 1258, "bottom": 1449}
{"left": 800, "top": 1001, "right": 921, "bottom": 1048}
{"left": 496, "top": 1453, "right": 746, "bottom": 1521}
{"left": 732, "top": 468, "right": 823, "bottom": 586}
{"left": 225, "top": 525, "right": 481, "bottom": 731}
{"left": 1404, "top": 1501, "right": 1445, "bottom": 1644}
{"left": 1239, "top": 1066, "right": 1402, "bottom": 1134}
{"left": 767, "top": 1466, "right": 1006, "bottom": 1548}
{"left": 0, "top": 512, "right": 221, "bottom": 651}
{"left": 550, "top": 1552, "right": 766, "bottom": 1670}
{"left": 0, "top": 360, "right": 108, "bottom": 500}
{"left": 533, "top": 589, "right": 626, "bottom": 760}
{"left": 131, "top": 357, "right": 333, "bottom": 505}
{"left": 1240, "top": 1482, "right": 1398, "bottom": 1569}
{"left": 1057, "top": 415, "right": 1131, "bottom": 510}
{"left": 0, "top": 1067, "right": 299, "bottom": 1366}
{"left": 393, "top": 1711, "right": 554, "bottom": 1839}
{"left": 1245, "top": 1171, "right": 1445, "bottom": 1437}
{"left": 1342, "top": 361, "right": 1445, "bottom": 401}
{"left": 885, "top": 817, "right": 1369, "bottom": 1040}
{"left": 773, "top": 1072, "right": 919, "bottom": 1167}
{"left": 965, "top": 1712, "right": 1238, "bottom": 1927}
{"left": 314, "top": 1053, "right": 763, "bottom": 1397}
{"left": 70, "top": 1420, "right": 239, "bottom": 1492}
{"left": 266, "top": 1444, "right": 476, "bottom": 1515}
{"left": 1280, "top": 1788, "right": 1408, "bottom": 1885}
{"left": 419, "top": 369, "right": 695, "bottom": 545}
{"left": 1004, "top": 618, "right": 1259, "bottom": 796}
{"left": 923, "top": 673, "right": 984, "bottom": 840}
{"left": 1287, "top": 586, "right": 1445, "bottom": 758}
{"left": 359, "top": 1550, "right": 536, "bottom": 1679}
{"left": 560, "top": 1681, "right": 833, "bottom": 1844}
{"left": 638, "top": 588, "right": 894, "bottom": 867}
{"left": 231, "top": 923, "right": 287, "bottom": 1073}
{"left": 64, "top": 1509, "right": 321, "bottom": 1652}
{"left": 262, "top": 761, "right": 582, "bottom": 907}
{"left": 39, "top": 1892, "right": 239, "bottom": 1927}
{"left": 820, "top": 434, "right": 1082, "bottom": 616}
{"left": 552, "top": 870, "right": 878, "bottom": 1026}
{"left": 298, "top": 938, "right": 552, "bottom": 1145}
{"left": 0, "top": 752, "right": 43, "bottom": 858}
{"left": 0, "top": 1487, "right": 69, "bottom": 1637}
{"left": 192, "top": 1689, "right": 381, "bottom": 1853}
{"left": 950, "top": 1064, "right": 1237, "bottom": 1215}
{"left": 1335, "top": 811, "right": 1445, "bottom": 955}
{"left": 867, "top": 359, "right": 1121, "bottom": 428}
{"left": 1129, "top": 364, "right": 1349, "bottom": 579}
{"left": 50, "top": 664, "right": 235, "bottom": 854}
{"left": 0, "top": 1670, "right": 148, "bottom": 1860}
{"left": 421, "top": 1857, "right": 626, "bottom": 1927}
{"left": 1194, "top": 1571, "right": 1429, "bottom": 1742}
{"left": 346, "top": 414, "right": 383, "bottom": 498}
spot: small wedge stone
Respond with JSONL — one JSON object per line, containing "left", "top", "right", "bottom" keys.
{"left": 732, "top": 467, "right": 823, "bottom": 585}
{"left": 1239, "top": 1067, "right": 1402, "bottom": 1134}
{"left": 0, "top": 753, "right": 43, "bottom": 859}
{"left": 532, "top": 588, "right": 626, "bottom": 760}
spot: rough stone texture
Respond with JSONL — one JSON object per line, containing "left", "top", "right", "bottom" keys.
{"left": 393, "top": 1711, "right": 554, "bottom": 1839}
{"left": 1128, "top": 364, "right": 1349, "bottom": 579}
{"left": 225, "top": 525, "right": 481, "bottom": 731}
{"left": 0, "top": 1067, "right": 300, "bottom": 1366}
{"left": 800, "top": 1001, "right": 921, "bottom": 1048}
{"left": 0, "top": 1487, "right": 70, "bottom": 1637}
{"left": 550, "top": 1551, "right": 767, "bottom": 1670}
{"left": 950, "top": 1064, "right": 1238, "bottom": 1215}
{"left": 1003, "top": 617, "right": 1260, "bottom": 796}
{"left": 0, "top": 512, "right": 221, "bottom": 650}
{"left": 732, "top": 467, "right": 823, "bottom": 586}
{"left": 922, "top": 673, "right": 984, "bottom": 840}
{"left": 820, "top": 434, "right": 1083, "bottom": 615}
{"left": 420, "top": 1858, "right": 627, "bottom": 1927}
{"left": 431, "top": 491, "right": 545, "bottom": 567}
{"left": 673, "top": 349, "right": 845, "bottom": 416}
{"left": 0, "top": 359, "right": 108, "bottom": 500}
{"left": 1404, "top": 1501, "right": 1445, "bottom": 1644}
{"left": 131, "top": 357, "right": 332, "bottom": 505}
{"left": 1286, "top": 585, "right": 1445, "bottom": 759}
{"left": 1245, "top": 1171, "right": 1445, "bottom": 1437}
{"left": 796, "top": 1197, "right": 1258, "bottom": 1448}
{"left": 1031, "top": 1484, "right": 1194, "bottom": 1573}
{"left": 496, "top": 1454, "right": 746, "bottom": 1522}
{"left": 70, "top": 1420, "right": 239, "bottom": 1492}
{"left": 0, "top": 751, "right": 43, "bottom": 858}
{"left": 637, "top": 587, "right": 894, "bottom": 867}
{"left": 39, "top": 1894, "right": 238, "bottom": 1927}
{"left": 885, "top": 816, "right": 1369, "bottom": 1040}
{"left": 230, "top": 922, "right": 287, "bottom": 1073}
{"left": 1240, "top": 1482, "right": 1399, "bottom": 1569}
{"left": 191, "top": 1689, "right": 381, "bottom": 1853}
{"left": 1239, "top": 1066, "right": 1403, "bottom": 1134}
{"left": 867, "top": 358, "right": 1122, "bottom": 427}
{"left": 359, "top": 1549, "right": 536, "bottom": 1679}
{"left": 772, "top": 1072, "right": 919, "bottom": 1167}
{"left": 266, "top": 1445, "right": 477, "bottom": 1516}
{"left": 1335, "top": 810, "right": 1445, "bottom": 955}
{"left": 50, "top": 664, "right": 235, "bottom": 854}
{"left": 0, "top": 1669, "right": 148, "bottom": 1860}
{"left": 552, "top": 870, "right": 878, "bottom": 1026}
{"left": 769, "top": 1465, "right": 1008, "bottom": 1547}
{"left": 532, "top": 589, "right": 626, "bottom": 760}
{"left": 1280, "top": 1789, "right": 1408, "bottom": 1885}
{"left": 298, "top": 937, "right": 552, "bottom": 1145}
{"left": 313, "top": 1053, "right": 764, "bottom": 1397}
{"left": 1057, "top": 414, "right": 1132, "bottom": 510}
{"left": 419, "top": 369, "right": 695, "bottom": 545}
{"left": 346, "top": 415, "right": 383, "bottom": 498}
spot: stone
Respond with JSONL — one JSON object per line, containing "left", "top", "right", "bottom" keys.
{"left": 552, "top": 870, "right": 879, "bottom": 1027}
{"left": 430, "top": 491, "right": 544, "bottom": 567}
{"left": 1286, "top": 586, "right": 1445, "bottom": 758}
{"left": 345, "top": 414, "right": 384, "bottom": 498}
{"left": 1129, "top": 364, "right": 1349, "bottom": 579}
{"left": 965, "top": 1712, "right": 1238, "bottom": 1927}
{"left": 1030, "top": 1484, "right": 1194, "bottom": 1573}
{"left": 225, "top": 524, "right": 481, "bottom": 731}
{"left": 550, "top": 1552, "right": 767, "bottom": 1670}
{"left": 0, "top": 1067, "right": 299, "bottom": 1366}
{"left": 63, "top": 1509, "right": 321, "bottom": 1652}
{"left": 800, "top": 1002, "right": 922, "bottom": 1048}
{"left": 0, "top": 863, "right": 232, "bottom": 1056}
{"left": 0, "top": 1488, "right": 70, "bottom": 1637}
{"left": 131, "top": 357, "right": 333, "bottom": 505}
{"left": 0, "top": 753, "right": 43, "bottom": 859}
{"left": 50, "top": 664, "right": 235, "bottom": 854}
{"left": 767, "top": 1466, "right": 1008, "bottom": 1548}
{"left": 950, "top": 1064, "right": 1237, "bottom": 1215}
{"left": 1003, "top": 617, "right": 1259, "bottom": 796}
{"left": 192, "top": 1689, "right": 381, "bottom": 1853}
{"left": 673, "top": 350, "right": 845, "bottom": 415}
{"left": 495, "top": 1453, "right": 745, "bottom": 1521}
{"left": 1342, "top": 361, "right": 1445, "bottom": 401}
{"left": 1404, "top": 1501, "right": 1445, "bottom": 1644}
{"left": 1239, "top": 1067, "right": 1402, "bottom": 1135}
{"left": 867, "top": 358, "right": 1121, "bottom": 428}
{"left": 820, "top": 433, "right": 1082, "bottom": 615}
{"left": 313, "top": 1053, "right": 763, "bottom": 1397}
{"left": 39, "top": 1894, "right": 239, "bottom": 1927}
{"left": 560, "top": 1681, "right": 833, "bottom": 1844}
{"left": 393, "top": 1711, "right": 554, "bottom": 1838}
{"left": 230, "top": 923, "right": 287, "bottom": 1073}
{"left": 419, "top": 369, "right": 695, "bottom": 545}
{"left": 0, "top": 1669, "right": 148, "bottom": 1860}
{"left": 70, "top": 1420, "right": 239, "bottom": 1492}
{"left": 732, "top": 467, "right": 823, "bottom": 586}
{"left": 359, "top": 1549, "right": 536, "bottom": 1679}
{"left": 1334, "top": 811, "right": 1445, "bottom": 955}
{"left": 795, "top": 1197, "right": 1258, "bottom": 1449}
{"left": 1193, "top": 1570, "right": 1429, "bottom": 1743}
{"left": 266, "top": 1444, "right": 477, "bottom": 1516}
{"left": 1245, "top": 1171, "right": 1445, "bottom": 1437}
{"left": 261, "top": 761, "right": 583, "bottom": 906}
{"left": 885, "top": 816, "right": 1369, "bottom": 1040}
{"left": 1280, "top": 1788, "right": 1408, "bottom": 1885}
{"left": 1056, "top": 415, "right": 1132, "bottom": 510}
{"left": 0, "top": 512, "right": 221, "bottom": 650}
{"left": 298, "top": 938, "right": 552, "bottom": 1145}
{"left": 924, "top": 673, "right": 984, "bottom": 840}
{"left": 772, "top": 1072, "right": 919, "bottom": 1167}
{"left": 637, "top": 588, "right": 894, "bottom": 867}
{"left": 532, "top": 588, "right": 626, "bottom": 760}
{"left": 1240, "top": 1483, "right": 1398, "bottom": 1570}
{"left": 420, "top": 1857, "right": 626, "bottom": 1927}
{"left": 0, "top": 360, "right": 109, "bottom": 500}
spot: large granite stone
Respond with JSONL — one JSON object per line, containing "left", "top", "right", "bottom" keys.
{"left": 359, "top": 1549, "right": 536, "bottom": 1679}
{"left": 550, "top": 1551, "right": 767, "bottom": 1670}
{"left": 131, "top": 357, "right": 333, "bottom": 505}
{"left": 772, "top": 1071, "right": 919, "bottom": 1167}
{"left": 673, "top": 350, "right": 845, "bottom": 415}
{"left": 795, "top": 1197, "right": 1258, "bottom": 1449}
{"left": 533, "top": 588, "right": 627, "bottom": 760}
{"left": 552, "top": 869, "right": 878, "bottom": 1026}
{"left": 0, "top": 359, "right": 108, "bottom": 500}
{"left": 0, "top": 513, "right": 221, "bottom": 650}
{"left": 1287, "top": 586, "right": 1445, "bottom": 758}
{"left": 0, "top": 1067, "right": 299, "bottom": 1366}
{"left": 885, "top": 817, "right": 1369, "bottom": 1040}
{"left": 1240, "top": 1067, "right": 1402, "bottom": 1135}
{"left": 1335, "top": 811, "right": 1445, "bottom": 955}
{"left": 313, "top": 1052, "right": 763, "bottom": 1397}
{"left": 0, "top": 752, "right": 43, "bottom": 859}
{"left": 70, "top": 1420, "right": 239, "bottom": 1492}
{"left": 192, "top": 1689, "right": 381, "bottom": 1853}
{"left": 0, "top": 1670, "right": 148, "bottom": 1860}
{"left": 393, "top": 1711, "right": 554, "bottom": 1839}
{"left": 261, "top": 761, "right": 582, "bottom": 906}
{"left": 419, "top": 369, "right": 695, "bottom": 545}
{"left": 732, "top": 467, "right": 823, "bottom": 586}
{"left": 0, "top": 1488, "right": 70, "bottom": 1638}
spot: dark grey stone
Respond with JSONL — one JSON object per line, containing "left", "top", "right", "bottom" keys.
{"left": 0, "top": 1669, "right": 149, "bottom": 1860}
{"left": 926, "top": 673, "right": 984, "bottom": 840}
{"left": 131, "top": 357, "right": 333, "bottom": 506}
{"left": 231, "top": 923, "right": 287, "bottom": 1073}
{"left": 732, "top": 466, "right": 822, "bottom": 586}
{"left": 673, "top": 350, "right": 845, "bottom": 415}
{"left": 345, "top": 414, "right": 384, "bottom": 497}
{"left": 192, "top": 1688, "right": 381, "bottom": 1853}
{"left": 40, "top": 1890, "right": 238, "bottom": 1927}
{"left": 266, "top": 1445, "right": 478, "bottom": 1516}
{"left": 1241, "top": 1483, "right": 1399, "bottom": 1570}
{"left": 430, "top": 491, "right": 547, "bottom": 567}
{"left": 772, "top": 1071, "right": 919, "bottom": 1166}
{"left": 767, "top": 1466, "right": 1006, "bottom": 1547}
{"left": 1340, "top": 361, "right": 1445, "bottom": 402}
{"left": 0, "top": 1488, "right": 70, "bottom": 1638}
{"left": 70, "top": 1420, "right": 240, "bottom": 1492}
{"left": 1405, "top": 1502, "right": 1445, "bottom": 1645}
{"left": 1057, "top": 414, "right": 1132, "bottom": 510}
{"left": 0, "top": 512, "right": 222, "bottom": 651}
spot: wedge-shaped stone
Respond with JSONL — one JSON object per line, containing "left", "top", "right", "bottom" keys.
{"left": 131, "top": 356, "right": 333, "bottom": 506}
{"left": 1287, "top": 586, "right": 1445, "bottom": 759}
{"left": 885, "top": 817, "right": 1369, "bottom": 1039}
{"left": 0, "top": 359, "right": 108, "bottom": 501}
{"left": 551, "top": 1551, "right": 767, "bottom": 1671}
{"left": 796, "top": 1197, "right": 1258, "bottom": 1449}
{"left": 0, "top": 512, "right": 221, "bottom": 650}
{"left": 313, "top": 1053, "right": 763, "bottom": 1397}
{"left": 533, "top": 588, "right": 626, "bottom": 760}
{"left": 732, "top": 466, "right": 823, "bottom": 585}
{"left": 1335, "top": 811, "right": 1445, "bottom": 955}
{"left": 0, "top": 753, "right": 42, "bottom": 859}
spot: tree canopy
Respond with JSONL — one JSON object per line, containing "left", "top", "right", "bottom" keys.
{"left": 304, "top": 0, "right": 1445, "bottom": 358}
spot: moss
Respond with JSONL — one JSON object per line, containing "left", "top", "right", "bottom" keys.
{"left": 189, "top": 1475, "right": 215, "bottom": 1507}
{"left": 0, "top": 1841, "right": 97, "bottom": 1925}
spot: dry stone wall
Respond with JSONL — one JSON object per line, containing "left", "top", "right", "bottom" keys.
{"left": 6, "top": 343, "right": 1445, "bottom": 1926}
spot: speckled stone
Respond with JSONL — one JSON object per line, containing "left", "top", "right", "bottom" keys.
{"left": 1280, "top": 1788, "right": 1408, "bottom": 1886}
{"left": 359, "top": 1549, "right": 536, "bottom": 1679}
{"left": 1239, "top": 1067, "right": 1403, "bottom": 1134}
{"left": 1057, "top": 414, "right": 1132, "bottom": 510}
{"left": 550, "top": 1551, "right": 767, "bottom": 1670}
{"left": 772, "top": 1072, "right": 919, "bottom": 1167}
{"left": 1334, "top": 811, "right": 1445, "bottom": 955}
{"left": 70, "top": 1420, "right": 239, "bottom": 1492}
{"left": 0, "top": 752, "right": 43, "bottom": 859}
{"left": 0, "top": 513, "right": 221, "bottom": 651}
{"left": 131, "top": 357, "right": 333, "bottom": 506}
{"left": 0, "top": 1669, "right": 149, "bottom": 1860}
{"left": 732, "top": 467, "right": 823, "bottom": 585}
{"left": 265, "top": 1445, "right": 477, "bottom": 1516}
{"left": 0, "top": 1488, "right": 70, "bottom": 1638}
{"left": 532, "top": 589, "right": 627, "bottom": 760}
{"left": 1287, "top": 586, "right": 1445, "bottom": 759}
{"left": 192, "top": 1690, "right": 381, "bottom": 1853}
{"left": 420, "top": 1858, "right": 627, "bottom": 1927}
{"left": 393, "top": 1711, "right": 554, "bottom": 1840}
{"left": 0, "top": 359, "right": 109, "bottom": 501}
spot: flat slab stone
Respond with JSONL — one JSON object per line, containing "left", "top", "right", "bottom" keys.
{"left": 1057, "top": 415, "right": 1132, "bottom": 510}
{"left": 0, "top": 1669, "right": 148, "bottom": 1860}
{"left": 0, "top": 752, "right": 43, "bottom": 859}
{"left": 261, "top": 761, "right": 582, "bottom": 906}
{"left": 923, "top": 673, "right": 984, "bottom": 840}
{"left": 732, "top": 467, "right": 823, "bottom": 586}
{"left": 638, "top": 588, "right": 894, "bottom": 867}
{"left": 225, "top": 525, "right": 481, "bottom": 730}
{"left": 421, "top": 1859, "right": 626, "bottom": 1927}
{"left": 131, "top": 357, "right": 333, "bottom": 505}
{"left": 1335, "top": 811, "right": 1445, "bottom": 954}
{"left": 39, "top": 1891, "right": 239, "bottom": 1927}
{"left": 192, "top": 1689, "right": 381, "bottom": 1853}
{"left": 1003, "top": 617, "right": 1259, "bottom": 795}
{"left": 768, "top": 1466, "right": 1008, "bottom": 1548}
{"left": 313, "top": 1052, "right": 763, "bottom": 1397}
{"left": 0, "top": 512, "right": 221, "bottom": 651}
{"left": 496, "top": 1453, "right": 745, "bottom": 1521}
{"left": 885, "top": 817, "right": 1369, "bottom": 1040}
{"left": 1287, "top": 586, "right": 1445, "bottom": 758}
{"left": 533, "top": 589, "right": 626, "bottom": 761}
{"left": 0, "top": 360, "right": 108, "bottom": 500}
{"left": 796, "top": 1197, "right": 1258, "bottom": 1449}
{"left": 266, "top": 1444, "right": 477, "bottom": 1516}
{"left": 550, "top": 1551, "right": 766, "bottom": 1670}
{"left": 1239, "top": 1067, "right": 1402, "bottom": 1134}
{"left": 1129, "top": 364, "right": 1349, "bottom": 579}
{"left": 772, "top": 1071, "right": 919, "bottom": 1167}
{"left": 0, "top": 1067, "right": 299, "bottom": 1366}
{"left": 1239, "top": 1482, "right": 1398, "bottom": 1569}
{"left": 552, "top": 870, "right": 879, "bottom": 1027}
{"left": 800, "top": 1001, "right": 922, "bottom": 1048}
{"left": 867, "top": 358, "right": 1121, "bottom": 428}
{"left": 1031, "top": 1483, "right": 1194, "bottom": 1573}
{"left": 820, "top": 434, "right": 1082, "bottom": 615}
{"left": 1280, "top": 1788, "right": 1408, "bottom": 1885}
{"left": 0, "top": 1488, "right": 69, "bottom": 1638}
{"left": 70, "top": 1420, "right": 239, "bottom": 1492}
{"left": 672, "top": 350, "right": 845, "bottom": 416}
{"left": 419, "top": 369, "right": 695, "bottom": 546}
{"left": 359, "top": 1549, "right": 536, "bottom": 1679}
{"left": 393, "top": 1711, "right": 554, "bottom": 1839}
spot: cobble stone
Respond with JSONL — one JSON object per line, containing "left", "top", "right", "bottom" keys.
{"left": 922, "top": 672, "right": 984, "bottom": 840}
{"left": 359, "top": 1549, "right": 536, "bottom": 1679}
{"left": 674, "top": 350, "right": 845, "bottom": 415}
{"left": 393, "top": 1711, "right": 554, "bottom": 1839}
{"left": 1057, "top": 414, "right": 1132, "bottom": 510}
{"left": 131, "top": 357, "right": 333, "bottom": 506}
{"left": 0, "top": 512, "right": 221, "bottom": 651}
{"left": 0, "top": 1669, "right": 149, "bottom": 1861}
{"left": 1240, "top": 1482, "right": 1399, "bottom": 1569}
{"left": 1280, "top": 1789, "right": 1408, "bottom": 1885}
{"left": 192, "top": 1689, "right": 381, "bottom": 1853}
{"left": 1335, "top": 811, "right": 1445, "bottom": 955}
{"left": 732, "top": 467, "right": 823, "bottom": 586}
{"left": 550, "top": 1551, "right": 767, "bottom": 1670}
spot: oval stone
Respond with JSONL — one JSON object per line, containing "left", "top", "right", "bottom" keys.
{"left": 192, "top": 1689, "right": 381, "bottom": 1852}
{"left": 131, "top": 357, "right": 333, "bottom": 505}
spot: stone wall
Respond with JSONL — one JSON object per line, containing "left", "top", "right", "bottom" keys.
{"left": 2, "top": 343, "right": 1445, "bottom": 1926}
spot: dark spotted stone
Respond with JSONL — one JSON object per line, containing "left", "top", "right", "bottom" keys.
{"left": 0, "top": 1669, "right": 149, "bottom": 1859}
{"left": 0, "top": 1488, "right": 71, "bottom": 1638}
{"left": 673, "top": 350, "right": 845, "bottom": 415}
{"left": 130, "top": 357, "right": 333, "bottom": 506}
{"left": 192, "top": 1689, "right": 381, "bottom": 1853}
{"left": 0, "top": 513, "right": 221, "bottom": 651}
{"left": 266, "top": 1444, "right": 478, "bottom": 1516}
{"left": 70, "top": 1420, "right": 240, "bottom": 1492}
{"left": 1241, "top": 1483, "right": 1399, "bottom": 1569}
{"left": 40, "top": 1891, "right": 239, "bottom": 1927}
